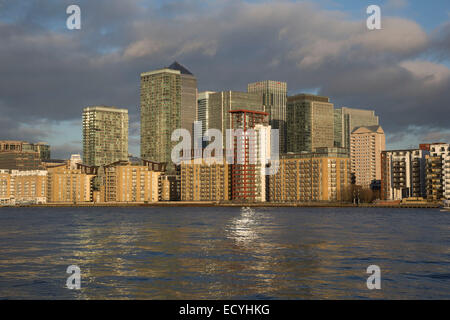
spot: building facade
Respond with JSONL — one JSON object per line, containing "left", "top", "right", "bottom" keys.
{"left": 381, "top": 149, "right": 428, "bottom": 200}
{"left": 100, "top": 161, "right": 162, "bottom": 203}
{"left": 140, "top": 62, "right": 197, "bottom": 173}
{"left": 426, "top": 143, "right": 450, "bottom": 201}
{"left": 208, "top": 91, "right": 264, "bottom": 148}
{"left": 268, "top": 148, "right": 351, "bottom": 202}
{"left": 0, "top": 140, "right": 47, "bottom": 170}
{"left": 229, "top": 110, "right": 271, "bottom": 202}
{"left": 334, "top": 107, "right": 379, "bottom": 149}
{"left": 47, "top": 164, "right": 95, "bottom": 203}
{"left": 82, "top": 106, "right": 129, "bottom": 167}
{"left": 0, "top": 169, "right": 12, "bottom": 205}
{"left": 197, "top": 91, "right": 216, "bottom": 144}
{"left": 181, "top": 158, "right": 231, "bottom": 201}
{"left": 286, "top": 94, "right": 335, "bottom": 153}
{"left": 350, "top": 125, "right": 385, "bottom": 188}
{"left": 248, "top": 81, "right": 287, "bottom": 153}
{"left": 10, "top": 170, "right": 47, "bottom": 204}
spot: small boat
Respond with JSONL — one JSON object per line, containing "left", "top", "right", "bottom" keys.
{"left": 440, "top": 200, "right": 450, "bottom": 212}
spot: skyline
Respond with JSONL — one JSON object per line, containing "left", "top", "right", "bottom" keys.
{"left": 0, "top": 0, "right": 449, "bottom": 158}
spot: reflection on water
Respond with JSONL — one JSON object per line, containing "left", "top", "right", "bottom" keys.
{"left": 0, "top": 206, "right": 449, "bottom": 299}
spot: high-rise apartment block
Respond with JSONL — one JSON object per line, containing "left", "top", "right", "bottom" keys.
{"left": 268, "top": 148, "right": 351, "bottom": 202}
{"left": 140, "top": 62, "right": 197, "bottom": 172}
{"left": 208, "top": 91, "right": 263, "bottom": 148}
{"left": 248, "top": 81, "right": 287, "bottom": 152}
{"left": 350, "top": 125, "right": 386, "bottom": 188}
{"left": 229, "top": 110, "right": 271, "bottom": 202}
{"left": 82, "top": 106, "right": 129, "bottom": 167}
{"left": 286, "top": 94, "right": 334, "bottom": 153}
{"left": 426, "top": 143, "right": 450, "bottom": 201}
{"left": 381, "top": 149, "right": 428, "bottom": 200}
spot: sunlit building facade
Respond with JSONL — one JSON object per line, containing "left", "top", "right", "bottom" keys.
{"left": 381, "top": 149, "right": 429, "bottom": 200}
{"left": 350, "top": 125, "right": 385, "bottom": 188}
{"left": 268, "top": 148, "right": 351, "bottom": 202}
{"left": 82, "top": 106, "right": 129, "bottom": 167}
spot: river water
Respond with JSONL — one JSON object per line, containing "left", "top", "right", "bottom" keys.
{"left": 0, "top": 206, "right": 448, "bottom": 299}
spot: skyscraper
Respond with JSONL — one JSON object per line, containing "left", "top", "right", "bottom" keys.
{"left": 248, "top": 81, "right": 287, "bottom": 152}
{"left": 82, "top": 106, "right": 129, "bottom": 166}
{"left": 197, "top": 91, "right": 216, "bottom": 144}
{"left": 208, "top": 91, "right": 263, "bottom": 148}
{"left": 140, "top": 62, "right": 197, "bottom": 172}
{"left": 350, "top": 125, "right": 386, "bottom": 188}
{"left": 286, "top": 94, "right": 335, "bottom": 153}
{"left": 334, "top": 107, "right": 379, "bottom": 149}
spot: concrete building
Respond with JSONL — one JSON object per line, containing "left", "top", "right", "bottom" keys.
{"left": 426, "top": 143, "right": 450, "bottom": 201}
{"left": 47, "top": 163, "right": 95, "bottom": 204}
{"left": 140, "top": 62, "right": 197, "bottom": 173}
{"left": 350, "top": 125, "right": 386, "bottom": 188}
{"left": 181, "top": 158, "right": 231, "bottom": 201}
{"left": 268, "top": 148, "right": 351, "bottom": 202}
{"left": 334, "top": 107, "right": 379, "bottom": 149}
{"left": 381, "top": 149, "right": 429, "bottom": 200}
{"left": 248, "top": 81, "right": 287, "bottom": 153}
{"left": 208, "top": 91, "right": 263, "bottom": 148}
{"left": 82, "top": 106, "right": 129, "bottom": 167}
{"left": 99, "top": 161, "right": 162, "bottom": 203}
{"left": 286, "top": 94, "right": 335, "bottom": 153}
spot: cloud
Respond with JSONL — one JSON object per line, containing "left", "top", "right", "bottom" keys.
{"left": 385, "top": 0, "right": 409, "bottom": 10}
{"left": 0, "top": 0, "right": 448, "bottom": 158}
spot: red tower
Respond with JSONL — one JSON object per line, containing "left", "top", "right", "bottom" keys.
{"left": 229, "top": 109, "right": 269, "bottom": 202}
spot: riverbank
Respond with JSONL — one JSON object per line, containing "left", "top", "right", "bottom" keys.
{"left": 1, "top": 201, "right": 442, "bottom": 209}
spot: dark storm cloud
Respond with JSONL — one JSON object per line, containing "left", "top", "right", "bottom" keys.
{"left": 0, "top": 0, "right": 449, "bottom": 157}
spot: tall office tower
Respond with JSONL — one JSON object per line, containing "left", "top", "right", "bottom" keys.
{"left": 208, "top": 91, "right": 263, "bottom": 148}
{"left": 350, "top": 125, "right": 386, "bottom": 188}
{"left": 286, "top": 94, "right": 334, "bottom": 153}
{"left": 426, "top": 143, "right": 450, "bottom": 201}
{"left": 82, "top": 106, "right": 129, "bottom": 166}
{"left": 248, "top": 81, "right": 287, "bottom": 153}
{"left": 229, "top": 110, "right": 271, "bottom": 202}
{"left": 197, "top": 91, "right": 216, "bottom": 145}
{"left": 334, "top": 107, "right": 379, "bottom": 149}
{"left": 380, "top": 149, "right": 429, "bottom": 201}
{"left": 140, "top": 62, "right": 197, "bottom": 172}
{"left": 268, "top": 148, "right": 351, "bottom": 202}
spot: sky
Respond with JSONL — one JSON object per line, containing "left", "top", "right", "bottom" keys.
{"left": 0, "top": 0, "right": 449, "bottom": 158}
